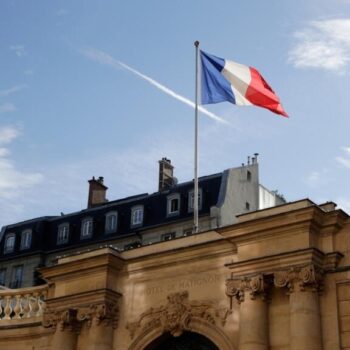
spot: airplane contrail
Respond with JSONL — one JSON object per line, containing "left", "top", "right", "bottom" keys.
{"left": 82, "top": 48, "right": 228, "bottom": 124}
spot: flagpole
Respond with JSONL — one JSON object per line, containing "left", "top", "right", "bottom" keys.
{"left": 194, "top": 40, "right": 199, "bottom": 233}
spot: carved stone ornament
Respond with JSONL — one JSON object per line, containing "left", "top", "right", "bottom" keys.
{"left": 126, "top": 291, "right": 231, "bottom": 339}
{"left": 43, "top": 301, "right": 118, "bottom": 332}
{"left": 43, "top": 309, "right": 78, "bottom": 332}
{"left": 226, "top": 274, "right": 267, "bottom": 303}
{"left": 76, "top": 302, "right": 119, "bottom": 329}
{"left": 274, "top": 264, "right": 323, "bottom": 293}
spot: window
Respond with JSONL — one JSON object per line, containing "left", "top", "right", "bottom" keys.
{"left": 20, "top": 229, "right": 32, "bottom": 250}
{"left": 105, "top": 212, "right": 118, "bottom": 233}
{"left": 188, "top": 189, "right": 203, "bottom": 212}
{"left": 81, "top": 218, "right": 93, "bottom": 239}
{"left": 4, "top": 234, "right": 16, "bottom": 254}
{"left": 0, "top": 269, "right": 6, "bottom": 286}
{"left": 10, "top": 265, "right": 23, "bottom": 289}
{"left": 161, "top": 232, "right": 176, "bottom": 241}
{"left": 183, "top": 229, "right": 193, "bottom": 237}
{"left": 247, "top": 170, "right": 252, "bottom": 181}
{"left": 57, "top": 223, "right": 69, "bottom": 244}
{"left": 131, "top": 206, "right": 144, "bottom": 227}
{"left": 167, "top": 194, "right": 180, "bottom": 216}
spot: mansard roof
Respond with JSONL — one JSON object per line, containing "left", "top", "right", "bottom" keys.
{"left": 0, "top": 172, "right": 223, "bottom": 260}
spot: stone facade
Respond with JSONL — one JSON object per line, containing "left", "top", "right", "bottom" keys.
{"left": 0, "top": 199, "right": 349, "bottom": 349}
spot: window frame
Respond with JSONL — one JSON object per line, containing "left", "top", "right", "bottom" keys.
{"left": 161, "top": 232, "right": 176, "bottom": 241}
{"left": 188, "top": 188, "right": 203, "bottom": 213}
{"left": 81, "top": 217, "right": 93, "bottom": 239}
{"left": 57, "top": 223, "right": 70, "bottom": 245}
{"left": 10, "top": 265, "right": 23, "bottom": 289}
{"left": 0, "top": 268, "right": 6, "bottom": 286}
{"left": 20, "top": 229, "right": 32, "bottom": 250}
{"left": 131, "top": 205, "right": 144, "bottom": 228}
{"left": 105, "top": 211, "right": 118, "bottom": 234}
{"left": 4, "top": 233, "right": 16, "bottom": 254}
{"left": 167, "top": 193, "right": 180, "bottom": 217}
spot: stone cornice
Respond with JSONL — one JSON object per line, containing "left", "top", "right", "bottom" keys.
{"left": 39, "top": 253, "right": 124, "bottom": 281}
{"left": 218, "top": 205, "right": 348, "bottom": 243}
{"left": 225, "top": 248, "right": 325, "bottom": 276}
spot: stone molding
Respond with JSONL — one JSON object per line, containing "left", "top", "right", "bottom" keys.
{"left": 126, "top": 291, "right": 231, "bottom": 339}
{"left": 274, "top": 264, "right": 323, "bottom": 293}
{"left": 226, "top": 274, "right": 268, "bottom": 303}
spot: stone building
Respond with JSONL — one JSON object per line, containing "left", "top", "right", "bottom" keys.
{"left": 0, "top": 156, "right": 283, "bottom": 288}
{"left": 0, "top": 198, "right": 349, "bottom": 349}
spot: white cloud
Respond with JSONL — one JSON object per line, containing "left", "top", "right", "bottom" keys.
{"left": 304, "top": 169, "right": 329, "bottom": 187}
{"left": 0, "top": 126, "right": 43, "bottom": 205}
{"left": 0, "top": 126, "right": 20, "bottom": 145}
{"left": 0, "top": 84, "right": 26, "bottom": 97}
{"left": 289, "top": 19, "right": 350, "bottom": 72}
{"left": 336, "top": 146, "right": 350, "bottom": 168}
{"left": 10, "top": 45, "right": 26, "bottom": 58}
{"left": 0, "top": 103, "right": 17, "bottom": 113}
{"left": 81, "top": 47, "right": 228, "bottom": 124}
{"left": 336, "top": 156, "right": 350, "bottom": 168}
{"left": 0, "top": 148, "right": 10, "bottom": 157}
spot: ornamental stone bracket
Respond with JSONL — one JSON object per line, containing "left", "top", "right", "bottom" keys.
{"left": 43, "top": 289, "right": 120, "bottom": 333}
{"left": 43, "top": 301, "right": 119, "bottom": 333}
{"left": 76, "top": 302, "right": 119, "bottom": 329}
{"left": 126, "top": 291, "right": 231, "bottom": 339}
{"left": 274, "top": 264, "right": 323, "bottom": 293}
{"left": 226, "top": 274, "right": 269, "bottom": 303}
{"left": 43, "top": 308, "right": 79, "bottom": 333}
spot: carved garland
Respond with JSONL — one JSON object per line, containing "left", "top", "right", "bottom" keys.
{"left": 126, "top": 291, "right": 231, "bottom": 339}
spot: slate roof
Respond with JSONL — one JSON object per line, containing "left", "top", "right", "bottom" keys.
{"left": 0, "top": 173, "right": 223, "bottom": 260}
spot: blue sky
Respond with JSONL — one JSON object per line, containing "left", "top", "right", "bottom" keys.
{"left": 1, "top": 0, "right": 350, "bottom": 228}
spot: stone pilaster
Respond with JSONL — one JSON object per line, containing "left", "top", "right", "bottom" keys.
{"left": 274, "top": 264, "right": 323, "bottom": 350}
{"left": 226, "top": 274, "right": 269, "bottom": 350}
{"left": 43, "top": 309, "right": 78, "bottom": 350}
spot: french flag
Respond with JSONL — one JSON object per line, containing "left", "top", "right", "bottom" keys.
{"left": 200, "top": 51, "right": 288, "bottom": 117}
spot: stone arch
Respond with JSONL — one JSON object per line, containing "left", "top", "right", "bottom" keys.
{"left": 128, "top": 316, "right": 235, "bottom": 350}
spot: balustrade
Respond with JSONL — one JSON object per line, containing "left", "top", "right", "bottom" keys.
{"left": 0, "top": 285, "right": 47, "bottom": 320}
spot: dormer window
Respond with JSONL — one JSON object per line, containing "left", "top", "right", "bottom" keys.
{"left": 131, "top": 206, "right": 143, "bottom": 227}
{"left": 57, "top": 223, "right": 69, "bottom": 244}
{"left": 188, "top": 188, "right": 202, "bottom": 212}
{"left": 4, "top": 234, "right": 15, "bottom": 254}
{"left": 167, "top": 194, "right": 180, "bottom": 216}
{"left": 105, "top": 211, "right": 118, "bottom": 234}
{"left": 81, "top": 218, "right": 93, "bottom": 239}
{"left": 20, "top": 229, "right": 32, "bottom": 250}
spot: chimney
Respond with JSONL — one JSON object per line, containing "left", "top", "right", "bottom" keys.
{"left": 87, "top": 176, "right": 108, "bottom": 208}
{"left": 158, "top": 158, "right": 174, "bottom": 191}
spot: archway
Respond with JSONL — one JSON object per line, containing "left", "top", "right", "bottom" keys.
{"left": 145, "top": 331, "right": 219, "bottom": 350}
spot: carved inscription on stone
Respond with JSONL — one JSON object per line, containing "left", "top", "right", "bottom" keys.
{"left": 140, "top": 274, "right": 222, "bottom": 297}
